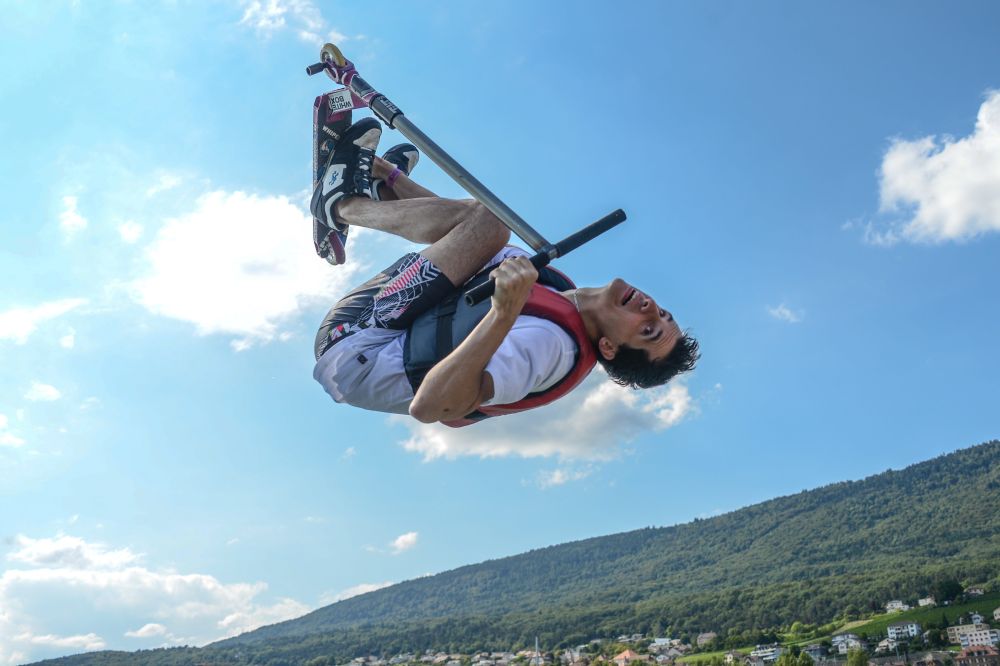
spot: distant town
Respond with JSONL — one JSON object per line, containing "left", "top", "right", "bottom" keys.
{"left": 330, "top": 588, "right": 1000, "bottom": 666}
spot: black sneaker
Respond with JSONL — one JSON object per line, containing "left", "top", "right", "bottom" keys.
{"left": 310, "top": 117, "right": 382, "bottom": 265}
{"left": 372, "top": 143, "right": 420, "bottom": 201}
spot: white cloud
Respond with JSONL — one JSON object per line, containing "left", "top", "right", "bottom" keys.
{"left": 342, "top": 446, "right": 356, "bottom": 459}
{"left": 12, "top": 632, "right": 106, "bottom": 651}
{"left": 131, "top": 190, "right": 363, "bottom": 349}
{"left": 767, "top": 303, "right": 803, "bottom": 324}
{"left": 59, "top": 328, "right": 76, "bottom": 349}
{"left": 118, "top": 220, "right": 143, "bottom": 244}
{"left": 536, "top": 467, "right": 593, "bottom": 489}
{"left": 0, "top": 415, "right": 25, "bottom": 448}
{"left": 7, "top": 535, "right": 139, "bottom": 569}
{"left": 872, "top": 90, "right": 1000, "bottom": 244}
{"left": 0, "top": 534, "right": 312, "bottom": 664}
{"left": 394, "top": 371, "right": 694, "bottom": 462}
{"left": 59, "top": 195, "right": 87, "bottom": 235}
{"left": 0, "top": 298, "right": 87, "bottom": 345}
{"left": 24, "top": 382, "right": 62, "bottom": 402}
{"left": 239, "top": 0, "right": 346, "bottom": 44}
{"left": 125, "top": 623, "right": 167, "bottom": 638}
{"left": 145, "top": 173, "right": 182, "bottom": 197}
{"left": 319, "top": 581, "right": 393, "bottom": 606}
{"left": 390, "top": 531, "right": 418, "bottom": 555}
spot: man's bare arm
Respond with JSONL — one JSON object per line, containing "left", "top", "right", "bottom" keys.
{"left": 408, "top": 256, "right": 537, "bottom": 423}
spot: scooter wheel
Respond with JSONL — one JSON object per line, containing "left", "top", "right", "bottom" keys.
{"left": 321, "top": 43, "right": 346, "bottom": 67}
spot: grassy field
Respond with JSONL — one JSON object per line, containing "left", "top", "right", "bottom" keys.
{"left": 677, "top": 593, "right": 999, "bottom": 664}
{"left": 848, "top": 593, "right": 1000, "bottom": 637}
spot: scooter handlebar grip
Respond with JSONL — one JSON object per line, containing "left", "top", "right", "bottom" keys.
{"left": 463, "top": 253, "right": 552, "bottom": 307}
{"left": 306, "top": 62, "right": 326, "bottom": 76}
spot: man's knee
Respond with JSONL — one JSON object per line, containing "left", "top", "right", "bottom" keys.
{"left": 467, "top": 200, "right": 511, "bottom": 250}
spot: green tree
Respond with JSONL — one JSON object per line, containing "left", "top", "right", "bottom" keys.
{"left": 847, "top": 649, "right": 867, "bottom": 666}
{"left": 932, "top": 580, "right": 963, "bottom": 604}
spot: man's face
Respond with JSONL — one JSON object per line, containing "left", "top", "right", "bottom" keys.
{"left": 593, "top": 278, "right": 681, "bottom": 362}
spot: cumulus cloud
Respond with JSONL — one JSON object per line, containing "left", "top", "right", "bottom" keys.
{"left": 145, "top": 173, "right": 182, "bottom": 198}
{"left": 131, "top": 190, "right": 363, "bottom": 350}
{"left": 536, "top": 467, "right": 593, "bottom": 489}
{"left": 319, "top": 581, "right": 394, "bottom": 606}
{"left": 390, "top": 532, "right": 418, "bottom": 555}
{"left": 118, "top": 220, "right": 143, "bottom": 244}
{"left": 394, "top": 371, "right": 694, "bottom": 462}
{"left": 59, "top": 195, "right": 87, "bottom": 235}
{"left": 0, "top": 298, "right": 87, "bottom": 345}
{"left": 239, "top": 0, "right": 346, "bottom": 44}
{"left": 0, "top": 415, "right": 25, "bottom": 448}
{"left": 767, "top": 303, "right": 803, "bottom": 324}
{"left": 59, "top": 328, "right": 76, "bottom": 349}
{"left": 870, "top": 90, "right": 1000, "bottom": 244}
{"left": 125, "top": 623, "right": 167, "bottom": 638}
{"left": 13, "top": 632, "right": 105, "bottom": 651}
{"left": 24, "top": 382, "right": 62, "bottom": 402}
{"left": 0, "top": 534, "right": 311, "bottom": 664}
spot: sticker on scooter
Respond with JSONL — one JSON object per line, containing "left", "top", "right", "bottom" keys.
{"left": 326, "top": 88, "right": 354, "bottom": 112}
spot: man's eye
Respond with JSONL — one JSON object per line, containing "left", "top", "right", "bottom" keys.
{"left": 659, "top": 309, "right": 666, "bottom": 317}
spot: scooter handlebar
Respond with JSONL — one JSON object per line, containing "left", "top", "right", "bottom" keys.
{"left": 463, "top": 209, "right": 626, "bottom": 306}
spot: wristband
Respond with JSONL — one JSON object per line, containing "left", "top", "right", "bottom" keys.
{"left": 386, "top": 166, "right": 402, "bottom": 188}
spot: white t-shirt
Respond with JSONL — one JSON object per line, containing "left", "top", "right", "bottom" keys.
{"left": 313, "top": 247, "right": 578, "bottom": 416}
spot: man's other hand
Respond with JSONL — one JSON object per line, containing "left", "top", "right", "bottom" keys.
{"left": 489, "top": 256, "right": 538, "bottom": 321}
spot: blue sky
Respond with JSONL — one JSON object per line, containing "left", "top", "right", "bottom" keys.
{"left": 2, "top": 0, "right": 1000, "bottom": 662}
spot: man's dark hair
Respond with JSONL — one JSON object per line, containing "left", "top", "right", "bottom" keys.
{"left": 598, "top": 332, "right": 700, "bottom": 389}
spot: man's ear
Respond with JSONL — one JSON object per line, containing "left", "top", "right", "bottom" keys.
{"left": 598, "top": 336, "right": 617, "bottom": 361}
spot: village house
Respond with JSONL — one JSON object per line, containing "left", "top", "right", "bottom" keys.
{"left": 956, "top": 646, "right": 1000, "bottom": 666}
{"left": 724, "top": 651, "right": 744, "bottom": 664}
{"left": 966, "top": 587, "right": 986, "bottom": 597}
{"left": 749, "top": 644, "right": 782, "bottom": 662}
{"left": 832, "top": 634, "right": 867, "bottom": 655}
{"left": 886, "top": 600, "right": 912, "bottom": 612}
{"left": 887, "top": 622, "right": 922, "bottom": 641}
{"left": 614, "top": 650, "right": 646, "bottom": 666}
{"left": 919, "top": 597, "right": 937, "bottom": 608}
{"left": 959, "top": 629, "right": 1000, "bottom": 649}
{"left": 971, "top": 613, "right": 986, "bottom": 625}
{"left": 949, "top": 624, "right": 990, "bottom": 645}
{"left": 802, "top": 645, "right": 826, "bottom": 661}
{"left": 995, "top": 607, "right": 1000, "bottom": 622}
{"left": 876, "top": 639, "right": 899, "bottom": 654}
{"left": 697, "top": 633, "right": 719, "bottom": 647}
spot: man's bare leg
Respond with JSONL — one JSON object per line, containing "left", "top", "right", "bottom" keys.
{"left": 372, "top": 156, "right": 436, "bottom": 201}
{"left": 336, "top": 195, "right": 510, "bottom": 285}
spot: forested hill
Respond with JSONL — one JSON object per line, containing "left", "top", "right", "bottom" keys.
{"left": 34, "top": 440, "right": 1000, "bottom": 665}
{"left": 218, "top": 439, "right": 1000, "bottom": 649}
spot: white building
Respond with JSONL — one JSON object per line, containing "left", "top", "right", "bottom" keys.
{"left": 888, "top": 622, "right": 922, "bottom": 640}
{"left": 994, "top": 607, "right": 1000, "bottom": 622}
{"left": 971, "top": 613, "right": 986, "bottom": 625}
{"left": 959, "top": 629, "right": 1000, "bottom": 649}
{"left": 886, "top": 600, "right": 912, "bottom": 612}
{"left": 949, "top": 624, "right": 989, "bottom": 645}
{"left": 802, "top": 645, "right": 826, "bottom": 661}
{"left": 966, "top": 587, "right": 985, "bottom": 597}
{"left": 919, "top": 597, "right": 937, "bottom": 607}
{"left": 749, "top": 645, "right": 782, "bottom": 662}
{"left": 876, "top": 639, "right": 899, "bottom": 653}
{"left": 832, "top": 634, "right": 866, "bottom": 655}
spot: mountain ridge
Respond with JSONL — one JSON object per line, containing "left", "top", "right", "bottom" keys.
{"left": 31, "top": 439, "right": 1000, "bottom": 665}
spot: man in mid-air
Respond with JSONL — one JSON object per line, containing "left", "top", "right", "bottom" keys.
{"left": 311, "top": 118, "right": 699, "bottom": 427}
